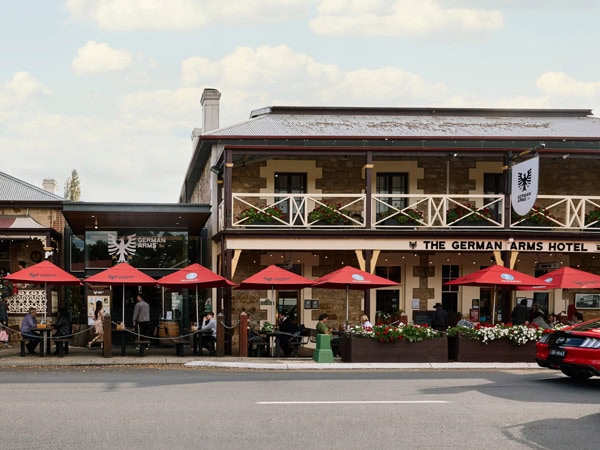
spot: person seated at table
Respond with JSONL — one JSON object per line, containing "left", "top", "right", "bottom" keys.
{"left": 201, "top": 312, "right": 216, "bottom": 355}
{"left": 53, "top": 307, "right": 72, "bottom": 355}
{"left": 532, "top": 310, "right": 550, "bottom": 329}
{"left": 21, "top": 307, "right": 40, "bottom": 354}
{"left": 277, "top": 314, "right": 300, "bottom": 357}
{"left": 359, "top": 314, "right": 373, "bottom": 331}
{"left": 248, "top": 323, "right": 268, "bottom": 357}
{"left": 316, "top": 313, "right": 341, "bottom": 356}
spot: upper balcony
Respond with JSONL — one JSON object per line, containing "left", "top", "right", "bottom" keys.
{"left": 222, "top": 193, "right": 600, "bottom": 232}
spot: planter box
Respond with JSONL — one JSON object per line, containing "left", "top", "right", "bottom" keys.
{"left": 341, "top": 334, "right": 448, "bottom": 363}
{"left": 452, "top": 335, "right": 536, "bottom": 362}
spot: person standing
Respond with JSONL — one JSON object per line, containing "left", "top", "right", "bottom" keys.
{"left": 0, "top": 295, "right": 11, "bottom": 348}
{"left": 431, "top": 303, "right": 448, "bottom": 331}
{"left": 133, "top": 294, "right": 151, "bottom": 348}
{"left": 511, "top": 299, "right": 530, "bottom": 325}
{"left": 21, "top": 307, "right": 40, "bottom": 354}
{"left": 53, "top": 307, "right": 72, "bottom": 354}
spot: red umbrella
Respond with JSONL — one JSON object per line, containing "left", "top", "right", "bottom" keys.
{"left": 3, "top": 261, "right": 81, "bottom": 322}
{"left": 538, "top": 267, "right": 600, "bottom": 289}
{"left": 313, "top": 266, "right": 400, "bottom": 322}
{"left": 85, "top": 263, "right": 156, "bottom": 323}
{"left": 3, "top": 260, "right": 81, "bottom": 285}
{"left": 444, "top": 265, "right": 551, "bottom": 324}
{"left": 517, "top": 267, "right": 600, "bottom": 314}
{"left": 236, "top": 265, "right": 315, "bottom": 324}
{"left": 157, "top": 263, "right": 236, "bottom": 324}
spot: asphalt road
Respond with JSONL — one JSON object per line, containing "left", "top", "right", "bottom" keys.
{"left": 1, "top": 367, "right": 598, "bottom": 449}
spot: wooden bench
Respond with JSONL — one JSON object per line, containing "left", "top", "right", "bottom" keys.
{"left": 134, "top": 340, "right": 151, "bottom": 356}
{"left": 170, "top": 338, "right": 191, "bottom": 357}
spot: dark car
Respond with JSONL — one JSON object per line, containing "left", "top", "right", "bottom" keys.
{"left": 536, "top": 318, "right": 600, "bottom": 380}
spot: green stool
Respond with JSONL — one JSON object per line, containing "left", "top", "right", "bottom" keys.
{"left": 312, "top": 334, "right": 335, "bottom": 363}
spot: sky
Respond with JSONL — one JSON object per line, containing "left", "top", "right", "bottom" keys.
{"left": 2, "top": 0, "right": 600, "bottom": 203}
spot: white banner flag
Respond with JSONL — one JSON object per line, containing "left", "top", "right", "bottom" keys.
{"left": 511, "top": 155, "right": 539, "bottom": 216}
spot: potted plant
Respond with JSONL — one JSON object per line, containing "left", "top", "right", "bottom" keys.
{"left": 447, "top": 323, "right": 543, "bottom": 362}
{"left": 238, "top": 205, "right": 284, "bottom": 225}
{"left": 378, "top": 208, "right": 423, "bottom": 225}
{"left": 446, "top": 203, "right": 493, "bottom": 225}
{"left": 584, "top": 207, "right": 600, "bottom": 227}
{"left": 341, "top": 323, "right": 447, "bottom": 362}
{"left": 512, "top": 205, "right": 557, "bottom": 227}
{"left": 308, "top": 203, "right": 349, "bottom": 225}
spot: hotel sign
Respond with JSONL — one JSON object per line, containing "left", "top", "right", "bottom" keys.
{"left": 408, "top": 239, "right": 599, "bottom": 253}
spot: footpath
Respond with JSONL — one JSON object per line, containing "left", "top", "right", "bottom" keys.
{"left": 0, "top": 345, "right": 541, "bottom": 370}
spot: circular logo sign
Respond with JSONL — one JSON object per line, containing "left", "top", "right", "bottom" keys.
{"left": 544, "top": 277, "right": 554, "bottom": 283}
{"left": 186, "top": 273, "right": 198, "bottom": 280}
{"left": 500, "top": 273, "right": 515, "bottom": 281}
{"left": 351, "top": 274, "right": 365, "bottom": 281}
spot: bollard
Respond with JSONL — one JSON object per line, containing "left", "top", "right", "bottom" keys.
{"left": 312, "top": 334, "right": 334, "bottom": 363}
{"left": 239, "top": 312, "right": 248, "bottom": 357}
{"left": 216, "top": 312, "right": 225, "bottom": 357}
{"left": 103, "top": 315, "right": 112, "bottom": 358}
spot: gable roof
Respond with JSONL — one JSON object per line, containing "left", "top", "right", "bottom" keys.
{"left": 0, "top": 171, "right": 64, "bottom": 202}
{"left": 204, "top": 107, "right": 600, "bottom": 139}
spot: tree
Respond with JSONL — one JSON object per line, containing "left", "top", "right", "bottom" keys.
{"left": 64, "top": 169, "right": 81, "bottom": 201}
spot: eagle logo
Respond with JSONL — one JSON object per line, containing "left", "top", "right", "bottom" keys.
{"left": 517, "top": 169, "right": 532, "bottom": 192}
{"left": 108, "top": 233, "right": 137, "bottom": 263}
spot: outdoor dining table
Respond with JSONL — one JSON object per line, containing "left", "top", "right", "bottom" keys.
{"left": 32, "top": 326, "right": 53, "bottom": 357}
{"left": 113, "top": 327, "right": 132, "bottom": 356}
{"left": 258, "top": 330, "right": 282, "bottom": 358}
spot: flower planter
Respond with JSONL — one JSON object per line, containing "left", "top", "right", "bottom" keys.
{"left": 381, "top": 218, "right": 418, "bottom": 226}
{"left": 454, "top": 218, "right": 491, "bottom": 227}
{"left": 452, "top": 335, "right": 536, "bottom": 362}
{"left": 341, "top": 334, "right": 448, "bottom": 363}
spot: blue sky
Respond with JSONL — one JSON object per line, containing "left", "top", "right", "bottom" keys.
{"left": 2, "top": 0, "right": 600, "bottom": 203}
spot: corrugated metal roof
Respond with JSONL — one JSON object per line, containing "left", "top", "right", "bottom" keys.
{"left": 204, "top": 107, "right": 600, "bottom": 139}
{"left": 0, "top": 171, "right": 64, "bottom": 202}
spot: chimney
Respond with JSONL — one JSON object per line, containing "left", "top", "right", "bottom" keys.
{"left": 42, "top": 178, "right": 58, "bottom": 194}
{"left": 201, "top": 88, "right": 221, "bottom": 133}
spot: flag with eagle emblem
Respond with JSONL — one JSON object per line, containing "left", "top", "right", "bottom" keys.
{"left": 511, "top": 155, "right": 539, "bottom": 216}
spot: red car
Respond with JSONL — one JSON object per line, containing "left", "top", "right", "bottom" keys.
{"left": 536, "top": 318, "right": 600, "bottom": 380}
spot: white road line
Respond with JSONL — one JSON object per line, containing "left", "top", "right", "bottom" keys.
{"left": 256, "top": 400, "right": 449, "bottom": 405}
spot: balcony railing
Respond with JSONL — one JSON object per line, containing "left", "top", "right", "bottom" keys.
{"left": 226, "top": 193, "right": 600, "bottom": 231}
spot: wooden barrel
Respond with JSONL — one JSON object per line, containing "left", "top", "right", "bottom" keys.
{"left": 158, "top": 320, "right": 180, "bottom": 338}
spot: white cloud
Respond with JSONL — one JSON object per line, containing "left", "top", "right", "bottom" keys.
{"left": 72, "top": 41, "right": 133, "bottom": 75}
{"left": 66, "top": 0, "right": 310, "bottom": 31}
{"left": 310, "top": 0, "right": 503, "bottom": 37}
{"left": 0, "top": 72, "right": 51, "bottom": 121}
{"left": 536, "top": 72, "right": 600, "bottom": 98}
{"left": 180, "top": 45, "right": 452, "bottom": 126}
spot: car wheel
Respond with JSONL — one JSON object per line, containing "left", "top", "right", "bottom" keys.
{"left": 560, "top": 368, "right": 592, "bottom": 380}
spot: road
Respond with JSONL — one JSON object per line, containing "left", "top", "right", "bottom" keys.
{"left": 1, "top": 367, "right": 598, "bottom": 449}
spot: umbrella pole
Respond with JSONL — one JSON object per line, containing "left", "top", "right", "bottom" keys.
{"left": 161, "top": 286, "right": 165, "bottom": 319}
{"left": 196, "top": 285, "right": 199, "bottom": 325}
{"left": 271, "top": 286, "right": 276, "bottom": 326}
{"left": 491, "top": 286, "right": 497, "bottom": 325}
{"left": 122, "top": 284, "right": 125, "bottom": 327}
{"left": 346, "top": 285, "right": 349, "bottom": 324}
